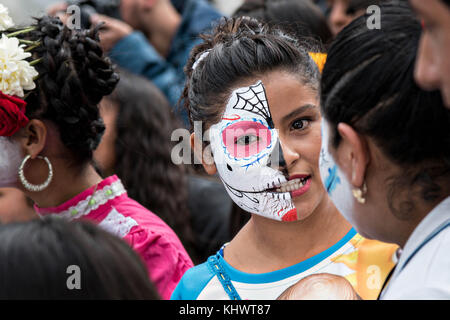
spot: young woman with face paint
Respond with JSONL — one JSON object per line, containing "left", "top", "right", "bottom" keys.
{"left": 171, "top": 16, "right": 398, "bottom": 300}
{"left": 0, "top": 14, "right": 192, "bottom": 300}
{"left": 320, "top": 3, "right": 450, "bottom": 299}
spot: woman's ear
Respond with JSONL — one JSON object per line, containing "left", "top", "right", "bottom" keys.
{"left": 336, "top": 123, "right": 370, "bottom": 188}
{"left": 17, "top": 119, "right": 48, "bottom": 159}
{"left": 190, "top": 132, "right": 217, "bottom": 175}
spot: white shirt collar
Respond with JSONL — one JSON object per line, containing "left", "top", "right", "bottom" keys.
{"left": 395, "top": 196, "right": 450, "bottom": 273}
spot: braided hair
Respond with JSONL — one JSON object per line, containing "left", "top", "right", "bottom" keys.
{"left": 11, "top": 16, "right": 119, "bottom": 164}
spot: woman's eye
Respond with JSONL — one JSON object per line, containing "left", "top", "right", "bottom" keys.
{"left": 291, "top": 119, "right": 310, "bottom": 131}
{"left": 236, "top": 135, "right": 259, "bottom": 145}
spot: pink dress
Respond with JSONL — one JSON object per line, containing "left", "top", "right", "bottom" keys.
{"left": 34, "top": 175, "right": 193, "bottom": 299}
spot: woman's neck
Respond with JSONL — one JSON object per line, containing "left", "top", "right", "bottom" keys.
{"left": 224, "top": 198, "right": 352, "bottom": 273}
{"left": 28, "top": 164, "right": 103, "bottom": 208}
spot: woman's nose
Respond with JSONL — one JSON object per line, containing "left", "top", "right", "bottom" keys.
{"left": 268, "top": 139, "right": 300, "bottom": 176}
{"left": 415, "top": 34, "right": 441, "bottom": 91}
{"left": 268, "top": 140, "right": 287, "bottom": 174}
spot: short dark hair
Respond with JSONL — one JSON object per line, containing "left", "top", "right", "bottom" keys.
{"left": 0, "top": 216, "right": 159, "bottom": 299}
{"left": 321, "top": 2, "right": 450, "bottom": 207}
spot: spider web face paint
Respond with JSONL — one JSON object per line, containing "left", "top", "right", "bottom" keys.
{"left": 209, "top": 81, "right": 296, "bottom": 221}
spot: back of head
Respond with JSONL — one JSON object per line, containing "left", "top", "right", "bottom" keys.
{"left": 10, "top": 16, "right": 119, "bottom": 165}
{"left": 234, "top": 0, "right": 332, "bottom": 46}
{"left": 0, "top": 216, "right": 159, "bottom": 299}
{"left": 183, "top": 16, "right": 321, "bottom": 130}
{"left": 321, "top": 2, "right": 450, "bottom": 203}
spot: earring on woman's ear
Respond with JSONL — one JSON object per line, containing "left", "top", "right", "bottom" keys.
{"left": 18, "top": 155, "right": 53, "bottom": 192}
{"left": 352, "top": 182, "right": 367, "bottom": 204}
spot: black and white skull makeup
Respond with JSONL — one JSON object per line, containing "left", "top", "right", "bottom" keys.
{"left": 208, "top": 81, "right": 298, "bottom": 221}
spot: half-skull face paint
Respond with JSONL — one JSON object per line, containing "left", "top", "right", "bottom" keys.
{"left": 318, "top": 118, "right": 355, "bottom": 225}
{"left": 208, "top": 81, "right": 297, "bottom": 221}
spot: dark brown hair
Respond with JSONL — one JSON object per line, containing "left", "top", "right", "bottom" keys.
{"left": 104, "top": 69, "right": 197, "bottom": 262}
{"left": 0, "top": 216, "right": 159, "bottom": 299}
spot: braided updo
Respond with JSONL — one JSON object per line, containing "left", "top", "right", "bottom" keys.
{"left": 14, "top": 16, "right": 119, "bottom": 164}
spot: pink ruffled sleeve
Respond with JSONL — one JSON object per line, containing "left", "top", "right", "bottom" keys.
{"left": 125, "top": 228, "right": 194, "bottom": 300}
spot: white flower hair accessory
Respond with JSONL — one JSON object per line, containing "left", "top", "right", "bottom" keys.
{"left": 192, "top": 50, "right": 211, "bottom": 71}
{"left": 0, "top": 34, "right": 39, "bottom": 97}
{"left": 0, "top": 4, "right": 40, "bottom": 98}
{"left": 0, "top": 4, "right": 14, "bottom": 31}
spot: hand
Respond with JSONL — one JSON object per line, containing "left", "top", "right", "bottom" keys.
{"left": 90, "top": 14, "right": 133, "bottom": 52}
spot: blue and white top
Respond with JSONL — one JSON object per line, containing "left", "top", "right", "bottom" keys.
{"left": 171, "top": 228, "right": 398, "bottom": 300}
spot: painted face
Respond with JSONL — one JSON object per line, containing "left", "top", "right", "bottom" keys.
{"left": 318, "top": 119, "right": 356, "bottom": 225}
{"left": 209, "top": 81, "right": 297, "bottom": 221}
{"left": 0, "top": 137, "right": 22, "bottom": 188}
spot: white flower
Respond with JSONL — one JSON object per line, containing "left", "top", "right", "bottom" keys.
{"left": 0, "top": 34, "right": 38, "bottom": 97}
{"left": 0, "top": 4, "right": 14, "bottom": 31}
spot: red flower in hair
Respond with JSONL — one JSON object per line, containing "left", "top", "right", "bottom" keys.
{"left": 0, "top": 91, "right": 29, "bottom": 137}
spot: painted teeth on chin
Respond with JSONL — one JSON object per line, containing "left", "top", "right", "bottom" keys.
{"left": 273, "top": 177, "right": 309, "bottom": 193}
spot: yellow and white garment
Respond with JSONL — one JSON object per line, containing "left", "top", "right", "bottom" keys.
{"left": 171, "top": 228, "right": 398, "bottom": 300}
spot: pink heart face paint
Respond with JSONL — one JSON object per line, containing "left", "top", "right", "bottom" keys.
{"left": 222, "top": 121, "right": 272, "bottom": 159}
{"left": 208, "top": 81, "right": 297, "bottom": 221}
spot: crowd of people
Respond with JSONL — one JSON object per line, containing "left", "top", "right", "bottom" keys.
{"left": 0, "top": 0, "right": 448, "bottom": 300}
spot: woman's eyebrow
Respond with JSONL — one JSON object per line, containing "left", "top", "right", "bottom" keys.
{"left": 281, "top": 104, "right": 317, "bottom": 124}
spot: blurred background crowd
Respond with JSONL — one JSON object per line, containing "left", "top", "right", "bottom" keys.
{"left": 1, "top": 0, "right": 448, "bottom": 301}
{"left": 1, "top": 0, "right": 386, "bottom": 263}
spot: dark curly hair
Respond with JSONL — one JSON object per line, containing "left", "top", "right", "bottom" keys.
{"left": 9, "top": 15, "right": 119, "bottom": 165}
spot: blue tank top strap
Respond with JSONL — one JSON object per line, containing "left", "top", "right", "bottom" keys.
{"left": 207, "top": 253, "right": 242, "bottom": 300}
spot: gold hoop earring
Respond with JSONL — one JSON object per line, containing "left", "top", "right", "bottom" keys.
{"left": 352, "top": 182, "right": 367, "bottom": 204}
